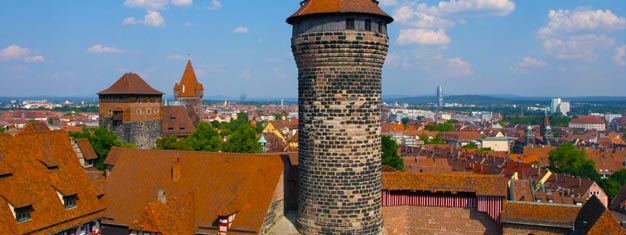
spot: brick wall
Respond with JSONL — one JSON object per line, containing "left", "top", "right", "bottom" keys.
{"left": 382, "top": 206, "right": 501, "bottom": 235}
{"left": 292, "top": 15, "right": 390, "bottom": 234}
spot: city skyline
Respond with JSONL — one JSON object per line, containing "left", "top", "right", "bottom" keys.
{"left": 0, "top": 0, "right": 625, "bottom": 98}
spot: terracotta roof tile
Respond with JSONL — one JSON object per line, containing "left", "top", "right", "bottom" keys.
{"left": 103, "top": 148, "right": 285, "bottom": 234}
{"left": 382, "top": 172, "right": 507, "bottom": 196}
{"left": 129, "top": 192, "right": 196, "bottom": 235}
{"left": 76, "top": 139, "right": 98, "bottom": 160}
{"left": 287, "top": 0, "right": 393, "bottom": 24}
{"left": 0, "top": 131, "right": 105, "bottom": 234}
{"left": 161, "top": 106, "right": 196, "bottom": 136}
{"left": 97, "top": 73, "right": 164, "bottom": 95}
{"left": 20, "top": 122, "right": 50, "bottom": 133}
{"left": 501, "top": 201, "right": 580, "bottom": 228}
{"left": 570, "top": 115, "right": 605, "bottom": 125}
{"left": 574, "top": 196, "right": 626, "bottom": 235}
{"left": 173, "top": 60, "right": 204, "bottom": 98}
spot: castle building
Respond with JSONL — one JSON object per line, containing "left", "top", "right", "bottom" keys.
{"left": 287, "top": 0, "right": 393, "bottom": 234}
{"left": 98, "top": 73, "right": 164, "bottom": 149}
{"left": 173, "top": 60, "right": 204, "bottom": 121}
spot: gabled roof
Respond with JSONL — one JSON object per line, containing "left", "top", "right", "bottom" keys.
{"left": 574, "top": 195, "right": 626, "bottom": 235}
{"left": 0, "top": 131, "right": 106, "bottom": 234}
{"left": 173, "top": 60, "right": 203, "bottom": 98}
{"left": 382, "top": 172, "right": 507, "bottom": 197}
{"left": 286, "top": 0, "right": 393, "bottom": 24}
{"left": 103, "top": 148, "right": 285, "bottom": 234}
{"left": 129, "top": 192, "right": 196, "bottom": 235}
{"left": 501, "top": 201, "right": 580, "bottom": 228}
{"left": 161, "top": 106, "right": 196, "bottom": 136}
{"left": 98, "top": 73, "right": 164, "bottom": 95}
{"left": 76, "top": 139, "right": 98, "bottom": 161}
{"left": 20, "top": 122, "right": 50, "bottom": 133}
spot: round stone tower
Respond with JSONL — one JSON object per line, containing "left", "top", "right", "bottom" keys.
{"left": 287, "top": 1, "right": 393, "bottom": 234}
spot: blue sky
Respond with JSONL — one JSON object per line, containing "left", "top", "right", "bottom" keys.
{"left": 0, "top": 0, "right": 624, "bottom": 98}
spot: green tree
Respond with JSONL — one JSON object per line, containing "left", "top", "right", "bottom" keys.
{"left": 548, "top": 142, "right": 600, "bottom": 181}
{"left": 187, "top": 122, "right": 221, "bottom": 152}
{"left": 155, "top": 135, "right": 192, "bottom": 150}
{"left": 425, "top": 122, "right": 454, "bottom": 132}
{"left": 229, "top": 112, "right": 249, "bottom": 132}
{"left": 0, "top": 127, "right": 4, "bottom": 134}
{"left": 462, "top": 142, "right": 478, "bottom": 149}
{"left": 381, "top": 135, "right": 404, "bottom": 171}
{"left": 448, "top": 119, "right": 459, "bottom": 124}
{"left": 601, "top": 179, "right": 622, "bottom": 199}
{"left": 401, "top": 117, "right": 409, "bottom": 127}
{"left": 88, "top": 127, "right": 122, "bottom": 170}
{"left": 223, "top": 124, "right": 260, "bottom": 153}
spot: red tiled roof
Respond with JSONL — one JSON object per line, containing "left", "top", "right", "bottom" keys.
{"left": 287, "top": 0, "right": 393, "bottom": 24}
{"left": 0, "top": 131, "right": 106, "bottom": 234}
{"left": 20, "top": 122, "right": 50, "bottom": 133}
{"left": 76, "top": 139, "right": 98, "bottom": 161}
{"left": 103, "top": 148, "right": 285, "bottom": 234}
{"left": 129, "top": 192, "right": 196, "bottom": 235}
{"left": 173, "top": 60, "right": 204, "bottom": 98}
{"left": 570, "top": 115, "right": 605, "bottom": 125}
{"left": 574, "top": 196, "right": 626, "bottom": 235}
{"left": 161, "top": 106, "right": 196, "bottom": 136}
{"left": 97, "top": 73, "right": 164, "bottom": 95}
{"left": 382, "top": 172, "right": 507, "bottom": 196}
{"left": 501, "top": 201, "right": 581, "bottom": 228}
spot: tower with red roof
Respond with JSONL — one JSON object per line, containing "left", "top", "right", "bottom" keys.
{"left": 287, "top": 0, "right": 393, "bottom": 233}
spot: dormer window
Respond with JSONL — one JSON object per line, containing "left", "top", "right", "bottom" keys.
{"left": 64, "top": 194, "right": 78, "bottom": 209}
{"left": 346, "top": 18, "right": 355, "bottom": 30}
{"left": 14, "top": 206, "right": 33, "bottom": 223}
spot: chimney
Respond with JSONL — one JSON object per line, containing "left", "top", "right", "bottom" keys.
{"left": 158, "top": 190, "right": 167, "bottom": 204}
{"left": 172, "top": 157, "right": 181, "bottom": 183}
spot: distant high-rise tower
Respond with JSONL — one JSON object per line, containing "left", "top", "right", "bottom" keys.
{"left": 437, "top": 85, "right": 444, "bottom": 108}
{"left": 173, "top": 60, "right": 204, "bottom": 118}
{"left": 98, "top": 73, "right": 164, "bottom": 149}
{"left": 287, "top": 0, "right": 393, "bottom": 234}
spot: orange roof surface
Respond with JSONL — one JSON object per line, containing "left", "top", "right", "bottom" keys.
{"left": 98, "top": 73, "right": 164, "bottom": 95}
{"left": 501, "top": 201, "right": 581, "bottom": 228}
{"left": 287, "top": 0, "right": 393, "bottom": 24}
{"left": 76, "top": 138, "right": 98, "bottom": 161}
{"left": 0, "top": 131, "right": 106, "bottom": 234}
{"left": 161, "top": 106, "right": 196, "bottom": 136}
{"left": 570, "top": 115, "right": 605, "bottom": 124}
{"left": 103, "top": 148, "right": 285, "bottom": 234}
{"left": 382, "top": 172, "right": 507, "bottom": 196}
{"left": 129, "top": 192, "right": 196, "bottom": 235}
{"left": 574, "top": 196, "right": 626, "bottom": 235}
{"left": 20, "top": 122, "right": 50, "bottom": 133}
{"left": 173, "top": 60, "right": 204, "bottom": 98}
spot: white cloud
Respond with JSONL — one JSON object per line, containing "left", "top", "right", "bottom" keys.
{"left": 87, "top": 44, "right": 125, "bottom": 54}
{"left": 446, "top": 57, "right": 473, "bottom": 77}
{"left": 123, "top": 0, "right": 168, "bottom": 9}
{"left": 25, "top": 55, "right": 45, "bottom": 63}
{"left": 233, "top": 26, "right": 249, "bottom": 33}
{"left": 166, "top": 54, "right": 186, "bottom": 60}
{"left": 207, "top": 0, "right": 222, "bottom": 10}
{"left": 273, "top": 68, "right": 287, "bottom": 79}
{"left": 614, "top": 45, "right": 626, "bottom": 66}
{"left": 397, "top": 29, "right": 450, "bottom": 45}
{"left": 538, "top": 8, "right": 626, "bottom": 37}
{"left": 543, "top": 34, "right": 614, "bottom": 60}
{"left": 394, "top": 6, "right": 454, "bottom": 28}
{"left": 0, "top": 45, "right": 31, "bottom": 61}
{"left": 518, "top": 57, "right": 548, "bottom": 68}
{"left": 435, "top": 0, "right": 515, "bottom": 16}
{"left": 171, "top": 0, "right": 192, "bottom": 7}
{"left": 123, "top": 11, "right": 165, "bottom": 27}
{"left": 384, "top": 53, "right": 400, "bottom": 68}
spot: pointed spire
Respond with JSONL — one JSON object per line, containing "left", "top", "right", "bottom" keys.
{"left": 173, "top": 60, "right": 204, "bottom": 98}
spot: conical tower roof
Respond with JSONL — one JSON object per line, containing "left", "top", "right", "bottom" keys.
{"left": 174, "top": 60, "right": 204, "bottom": 97}
{"left": 98, "top": 73, "right": 164, "bottom": 95}
{"left": 286, "top": 0, "right": 393, "bottom": 24}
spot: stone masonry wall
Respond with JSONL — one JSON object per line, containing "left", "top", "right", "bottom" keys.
{"left": 261, "top": 172, "right": 286, "bottom": 234}
{"left": 100, "top": 119, "right": 161, "bottom": 149}
{"left": 292, "top": 26, "right": 389, "bottom": 234}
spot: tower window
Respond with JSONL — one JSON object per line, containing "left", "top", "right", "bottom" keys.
{"left": 14, "top": 206, "right": 33, "bottom": 223}
{"left": 378, "top": 21, "right": 384, "bottom": 33}
{"left": 346, "top": 18, "right": 355, "bottom": 30}
{"left": 365, "top": 19, "right": 372, "bottom": 31}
